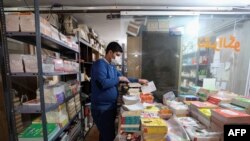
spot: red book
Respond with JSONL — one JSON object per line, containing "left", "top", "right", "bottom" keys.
{"left": 212, "top": 108, "right": 250, "bottom": 124}
{"left": 190, "top": 101, "right": 218, "bottom": 109}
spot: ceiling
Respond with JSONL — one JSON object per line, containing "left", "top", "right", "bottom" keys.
{"left": 3, "top": 0, "right": 250, "bottom": 7}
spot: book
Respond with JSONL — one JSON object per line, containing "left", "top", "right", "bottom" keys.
{"left": 190, "top": 101, "right": 218, "bottom": 109}
{"left": 128, "top": 83, "right": 141, "bottom": 88}
{"left": 198, "top": 109, "right": 211, "bottom": 119}
{"left": 207, "top": 95, "right": 231, "bottom": 105}
{"left": 211, "top": 108, "right": 250, "bottom": 124}
{"left": 219, "top": 103, "right": 246, "bottom": 113}
{"left": 231, "top": 97, "right": 250, "bottom": 109}
{"left": 141, "top": 118, "right": 167, "bottom": 134}
{"left": 18, "top": 123, "right": 60, "bottom": 141}
{"left": 178, "top": 95, "right": 199, "bottom": 101}
{"left": 186, "top": 128, "right": 221, "bottom": 141}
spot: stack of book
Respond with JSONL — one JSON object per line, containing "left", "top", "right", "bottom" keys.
{"left": 231, "top": 97, "right": 250, "bottom": 109}
{"left": 211, "top": 108, "right": 250, "bottom": 132}
{"left": 141, "top": 118, "right": 168, "bottom": 141}
{"left": 207, "top": 91, "right": 238, "bottom": 105}
{"left": 66, "top": 98, "right": 77, "bottom": 119}
{"left": 119, "top": 108, "right": 142, "bottom": 132}
{"left": 18, "top": 123, "right": 60, "bottom": 141}
{"left": 74, "top": 94, "right": 81, "bottom": 112}
{"left": 185, "top": 128, "right": 222, "bottom": 141}
{"left": 219, "top": 103, "right": 246, "bottom": 113}
{"left": 190, "top": 101, "right": 217, "bottom": 120}
{"left": 197, "top": 108, "right": 212, "bottom": 128}
{"left": 178, "top": 94, "right": 199, "bottom": 102}
{"left": 167, "top": 101, "right": 189, "bottom": 117}
{"left": 13, "top": 96, "right": 24, "bottom": 133}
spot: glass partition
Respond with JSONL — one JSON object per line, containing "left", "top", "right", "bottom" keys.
{"left": 121, "top": 13, "right": 250, "bottom": 100}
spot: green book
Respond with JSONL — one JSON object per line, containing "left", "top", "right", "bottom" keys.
{"left": 19, "top": 123, "right": 60, "bottom": 141}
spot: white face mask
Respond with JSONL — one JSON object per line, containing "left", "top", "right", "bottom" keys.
{"left": 111, "top": 56, "right": 120, "bottom": 65}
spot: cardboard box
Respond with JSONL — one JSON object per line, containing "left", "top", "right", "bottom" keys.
{"left": 9, "top": 54, "right": 24, "bottom": 73}
{"left": 22, "top": 55, "right": 38, "bottom": 73}
{"left": 5, "top": 13, "right": 20, "bottom": 32}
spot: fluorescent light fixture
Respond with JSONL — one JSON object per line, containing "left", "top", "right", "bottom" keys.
{"left": 121, "top": 11, "right": 200, "bottom": 16}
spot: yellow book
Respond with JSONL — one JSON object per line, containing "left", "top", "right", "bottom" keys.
{"left": 141, "top": 118, "right": 167, "bottom": 134}
{"left": 143, "top": 106, "right": 160, "bottom": 113}
{"left": 198, "top": 108, "right": 211, "bottom": 118}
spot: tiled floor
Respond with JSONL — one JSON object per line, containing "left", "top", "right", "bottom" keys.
{"left": 83, "top": 125, "right": 99, "bottom": 141}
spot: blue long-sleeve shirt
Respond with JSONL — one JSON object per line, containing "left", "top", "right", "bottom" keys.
{"left": 91, "top": 58, "right": 138, "bottom": 110}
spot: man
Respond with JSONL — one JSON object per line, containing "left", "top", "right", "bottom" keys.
{"left": 91, "top": 42, "right": 148, "bottom": 141}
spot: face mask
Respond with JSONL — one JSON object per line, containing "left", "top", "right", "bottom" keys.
{"left": 111, "top": 56, "right": 120, "bottom": 65}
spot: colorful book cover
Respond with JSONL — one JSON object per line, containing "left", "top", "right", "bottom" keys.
{"left": 191, "top": 101, "right": 218, "bottom": 109}
{"left": 141, "top": 118, "right": 167, "bottom": 134}
{"left": 212, "top": 109, "right": 250, "bottom": 118}
{"left": 198, "top": 108, "right": 211, "bottom": 118}
{"left": 18, "top": 123, "right": 59, "bottom": 140}
{"left": 232, "top": 97, "right": 250, "bottom": 108}
{"left": 219, "top": 103, "right": 246, "bottom": 112}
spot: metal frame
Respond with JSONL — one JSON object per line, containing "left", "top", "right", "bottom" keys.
{"left": 1, "top": 0, "right": 83, "bottom": 141}
{"left": 0, "top": 0, "right": 17, "bottom": 140}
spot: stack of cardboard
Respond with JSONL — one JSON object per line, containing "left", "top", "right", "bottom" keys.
{"left": 141, "top": 118, "right": 167, "bottom": 141}
{"left": 211, "top": 108, "right": 250, "bottom": 132}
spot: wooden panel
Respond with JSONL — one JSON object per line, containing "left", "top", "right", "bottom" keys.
{"left": 127, "top": 37, "right": 142, "bottom": 78}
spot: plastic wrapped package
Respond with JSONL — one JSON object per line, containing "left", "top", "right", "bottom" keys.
{"left": 37, "top": 84, "right": 65, "bottom": 104}
{"left": 166, "top": 117, "right": 191, "bottom": 141}
{"left": 42, "top": 56, "right": 55, "bottom": 73}
{"left": 185, "top": 128, "right": 222, "bottom": 141}
{"left": 63, "top": 60, "right": 72, "bottom": 72}
{"left": 22, "top": 55, "right": 38, "bottom": 73}
{"left": 9, "top": 54, "right": 24, "bottom": 73}
{"left": 54, "top": 59, "right": 64, "bottom": 72}
{"left": 46, "top": 104, "right": 69, "bottom": 127}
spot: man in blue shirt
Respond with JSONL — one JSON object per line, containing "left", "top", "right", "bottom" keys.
{"left": 91, "top": 42, "right": 148, "bottom": 141}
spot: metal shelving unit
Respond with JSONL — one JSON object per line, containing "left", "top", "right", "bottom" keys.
{"left": 0, "top": 0, "right": 85, "bottom": 141}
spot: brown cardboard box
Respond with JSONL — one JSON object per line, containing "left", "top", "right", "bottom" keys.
{"left": 9, "top": 54, "right": 24, "bottom": 73}
{"left": 22, "top": 55, "right": 38, "bottom": 73}
{"left": 5, "top": 13, "right": 20, "bottom": 32}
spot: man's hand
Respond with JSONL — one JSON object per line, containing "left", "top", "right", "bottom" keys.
{"left": 119, "top": 76, "right": 130, "bottom": 83}
{"left": 139, "top": 79, "right": 149, "bottom": 85}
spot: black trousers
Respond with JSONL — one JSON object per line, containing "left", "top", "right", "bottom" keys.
{"left": 91, "top": 108, "right": 117, "bottom": 141}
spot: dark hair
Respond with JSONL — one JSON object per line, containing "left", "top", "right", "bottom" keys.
{"left": 105, "top": 42, "right": 123, "bottom": 54}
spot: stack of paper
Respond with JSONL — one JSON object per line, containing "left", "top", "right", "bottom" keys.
{"left": 141, "top": 118, "right": 167, "bottom": 141}
{"left": 177, "top": 117, "right": 205, "bottom": 129}
{"left": 122, "top": 95, "right": 140, "bottom": 105}
{"left": 128, "top": 88, "right": 141, "bottom": 96}
{"left": 167, "top": 101, "right": 189, "bottom": 117}
{"left": 128, "top": 83, "right": 141, "bottom": 88}
{"left": 211, "top": 108, "right": 250, "bottom": 131}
